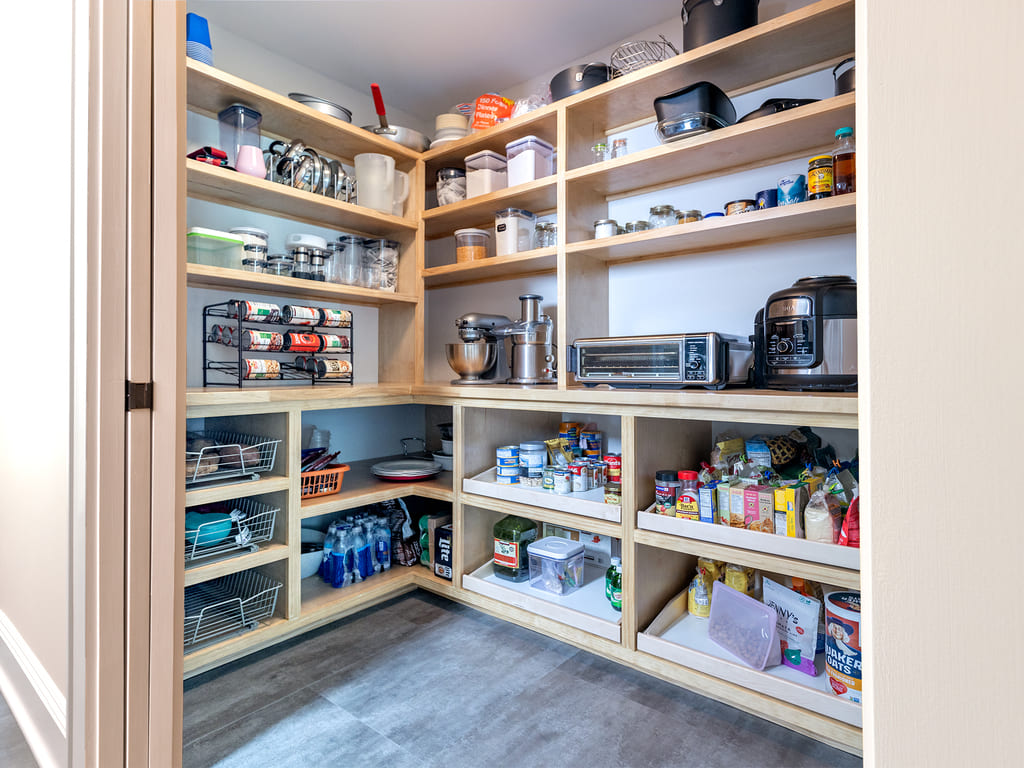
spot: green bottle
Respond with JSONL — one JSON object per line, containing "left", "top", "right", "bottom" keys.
{"left": 606, "top": 556, "right": 622, "bottom": 612}
{"left": 492, "top": 515, "right": 537, "bottom": 582}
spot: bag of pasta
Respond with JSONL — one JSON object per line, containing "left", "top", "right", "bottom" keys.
{"left": 688, "top": 558, "right": 724, "bottom": 618}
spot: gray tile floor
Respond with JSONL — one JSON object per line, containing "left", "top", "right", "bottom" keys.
{"left": 184, "top": 591, "right": 862, "bottom": 768}
{"left": 1, "top": 691, "right": 38, "bottom": 768}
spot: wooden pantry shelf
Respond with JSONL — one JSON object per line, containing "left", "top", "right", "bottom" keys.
{"left": 183, "top": 615, "right": 290, "bottom": 675}
{"left": 463, "top": 467, "right": 622, "bottom": 525}
{"left": 421, "top": 104, "right": 559, "bottom": 176}
{"left": 566, "top": 195, "right": 855, "bottom": 263}
{"left": 637, "top": 588, "right": 862, "bottom": 729}
{"left": 565, "top": 93, "right": 855, "bottom": 191}
{"left": 185, "top": 384, "right": 414, "bottom": 413}
{"left": 183, "top": 543, "right": 290, "bottom": 587}
{"left": 186, "top": 159, "right": 418, "bottom": 239}
{"left": 299, "top": 455, "right": 454, "bottom": 520}
{"left": 184, "top": 475, "right": 290, "bottom": 506}
{"left": 186, "top": 59, "right": 420, "bottom": 167}
{"left": 634, "top": 526, "right": 858, "bottom": 590}
{"left": 422, "top": 176, "right": 558, "bottom": 238}
{"left": 422, "top": 247, "right": 557, "bottom": 289}
{"left": 186, "top": 263, "right": 419, "bottom": 307}
{"left": 462, "top": 492, "right": 623, "bottom": 540}
{"left": 300, "top": 566, "right": 415, "bottom": 620}
{"left": 563, "top": 0, "right": 854, "bottom": 131}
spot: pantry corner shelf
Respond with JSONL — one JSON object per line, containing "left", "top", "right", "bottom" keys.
{"left": 299, "top": 455, "right": 454, "bottom": 520}
{"left": 186, "top": 263, "right": 419, "bottom": 307}
{"left": 186, "top": 59, "right": 420, "bottom": 166}
{"left": 422, "top": 247, "right": 558, "bottom": 289}
{"left": 421, "top": 104, "right": 559, "bottom": 175}
{"left": 638, "top": 588, "right": 862, "bottom": 729}
{"left": 300, "top": 566, "right": 416, "bottom": 621}
{"left": 186, "top": 159, "right": 418, "bottom": 238}
{"left": 565, "top": 93, "right": 856, "bottom": 194}
{"left": 566, "top": 195, "right": 856, "bottom": 264}
{"left": 422, "top": 176, "right": 558, "bottom": 238}
{"left": 563, "top": 0, "right": 854, "bottom": 130}
{"left": 462, "top": 560, "right": 622, "bottom": 643}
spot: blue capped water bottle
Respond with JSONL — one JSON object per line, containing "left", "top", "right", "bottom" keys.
{"left": 339, "top": 523, "right": 355, "bottom": 586}
{"left": 374, "top": 517, "right": 391, "bottom": 571}
{"left": 353, "top": 523, "right": 373, "bottom": 581}
{"left": 330, "top": 525, "right": 347, "bottom": 589}
{"left": 319, "top": 524, "right": 336, "bottom": 582}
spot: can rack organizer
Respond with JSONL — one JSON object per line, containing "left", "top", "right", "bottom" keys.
{"left": 202, "top": 299, "right": 354, "bottom": 387}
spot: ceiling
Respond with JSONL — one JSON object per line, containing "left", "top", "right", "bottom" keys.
{"left": 189, "top": 0, "right": 683, "bottom": 120}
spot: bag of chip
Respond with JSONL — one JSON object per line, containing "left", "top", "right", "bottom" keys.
{"left": 687, "top": 558, "right": 724, "bottom": 618}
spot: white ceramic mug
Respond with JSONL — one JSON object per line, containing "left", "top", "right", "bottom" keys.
{"left": 354, "top": 153, "right": 409, "bottom": 215}
{"left": 235, "top": 144, "right": 266, "bottom": 178}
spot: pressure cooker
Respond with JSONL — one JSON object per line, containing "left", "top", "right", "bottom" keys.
{"left": 762, "top": 275, "right": 857, "bottom": 391}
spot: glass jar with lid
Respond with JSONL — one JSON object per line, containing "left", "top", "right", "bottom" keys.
{"left": 594, "top": 219, "right": 618, "bottom": 239}
{"left": 363, "top": 238, "right": 399, "bottom": 292}
{"left": 649, "top": 205, "right": 678, "bottom": 228}
{"left": 266, "top": 253, "right": 294, "bottom": 277}
{"left": 492, "top": 514, "right": 538, "bottom": 582}
{"left": 592, "top": 142, "right": 609, "bottom": 163}
{"left": 289, "top": 246, "right": 314, "bottom": 280}
{"left": 534, "top": 221, "right": 557, "bottom": 248}
{"left": 309, "top": 248, "right": 327, "bottom": 281}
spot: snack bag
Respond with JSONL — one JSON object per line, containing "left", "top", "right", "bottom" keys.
{"left": 763, "top": 577, "right": 821, "bottom": 676}
{"left": 838, "top": 495, "right": 860, "bottom": 548}
{"left": 687, "top": 558, "right": 724, "bottom": 618}
{"left": 724, "top": 563, "right": 756, "bottom": 596}
{"left": 791, "top": 577, "right": 827, "bottom": 653}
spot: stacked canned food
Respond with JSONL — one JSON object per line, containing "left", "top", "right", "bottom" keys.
{"left": 493, "top": 424, "right": 622, "bottom": 504}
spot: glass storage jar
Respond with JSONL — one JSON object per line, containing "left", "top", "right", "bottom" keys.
{"left": 492, "top": 514, "right": 538, "bottom": 582}
{"left": 649, "top": 205, "right": 678, "bottom": 228}
{"left": 364, "top": 238, "right": 399, "bottom": 292}
{"left": 266, "top": 254, "right": 294, "bottom": 277}
{"left": 309, "top": 248, "right": 327, "bottom": 281}
{"left": 436, "top": 167, "right": 467, "bottom": 207}
{"left": 534, "top": 221, "right": 557, "bottom": 248}
{"left": 594, "top": 219, "right": 618, "bottom": 239}
{"left": 289, "top": 245, "right": 314, "bottom": 280}
{"left": 334, "top": 236, "right": 364, "bottom": 285}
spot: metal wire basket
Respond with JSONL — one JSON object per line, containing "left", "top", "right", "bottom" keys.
{"left": 611, "top": 35, "right": 680, "bottom": 76}
{"left": 185, "top": 430, "right": 281, "bottom": 486}
{"left": 183, "top": 570, "right": 282, "bottom": 650}
{"left": 184, "top": 497, "right": 279, "bottom": 564}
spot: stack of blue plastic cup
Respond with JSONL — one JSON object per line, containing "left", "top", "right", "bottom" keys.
{"left": 185, "top": 13, "right": 213, "bottom": 65}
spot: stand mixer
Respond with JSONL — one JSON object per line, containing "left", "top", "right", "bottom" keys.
{"left": 445, "top": 294, "right": 557, "bottom": 385}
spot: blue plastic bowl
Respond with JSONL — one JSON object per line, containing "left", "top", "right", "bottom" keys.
{"left": 185, "top": 511, "right": 232, "bottom": 546}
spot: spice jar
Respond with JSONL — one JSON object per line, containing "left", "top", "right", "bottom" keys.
{"left": 492, "top": 514, "right": 538, "bottom": 582}
{"left": 676, "top": 470, "right": 700, "bottom": 521}
{"left": 454, "top": 228, "right": 490, "bottom": 262}
{"left": 633, "top": 221, "right": 650, "bottom": 232}
{"left": 611, "top": 138, "right": 628, "bottom": 159}
{"left": 592, "top": 142, "right": 609, "bottom": 163}
{"left": 604, "top": 482, "right": 622, "bottom": 505}
{"left": 648, "top": 205, "right": 678, "bottom": 228}
{"left": 594, "top": 219, "right": 618, "bottom": 239}
{"left": 677, "top": 210, "right": 703, "bottom": 224}
{"left": 436, "top": 167, "right": 467, "bottom": 207}
{"left": 266, "top": 254, "right": 294, "bottom": 277}
{"left": 807, "top": 155, "right": 834, "bottom": 200}
{"left": 655, "top": 470, "right": 680, "bottom": 515}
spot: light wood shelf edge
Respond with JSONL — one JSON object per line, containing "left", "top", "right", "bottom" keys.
{"left": 183, "top": 543, "right": 290, "bottom": 587}
{"left": 461, "top": 492, "right": 623, "bottom": 538}
{"left": 184, "top": 475, "right": 290, "bottom": 506}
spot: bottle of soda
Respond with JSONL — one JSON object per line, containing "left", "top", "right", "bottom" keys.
{"left": 832, "top": 126, "right": 855, "bottom": 195}
{"left": 320, "top": 523, "right": 336, "bottom": 582}
{"left": 606, "top": 557, "right": 622, "bottom": 612}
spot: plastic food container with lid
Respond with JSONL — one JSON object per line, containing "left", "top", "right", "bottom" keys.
{"left": 436, "top": 167, "right": 467, "bottom": 207}
{"left": 505, "top": 135, "right": 554, "bottom": 186}
{"left": 364, "top": 238, "right": 399, "bottom": 292}
{"left": 217, "top": 104, "right": 262, "bottom": 168}
{"left": 708, "top": 582, "right": 783, "bottom": 670}
{"left": 527, "top": 536, "right": 585, "bottom": 596}
{"left": 186, "top": 227, "right": 244, "bottom": 269}
{"left": 494, "top": 208, "right": 536, "bottom": 256}
{"left": 465, "top": 150, "right": 507, "bottom": 198}
{"left": 454, "top": 228, "right": 491, "bottom": 262}
{"left": 266, "top": 254, "right": 294, "bottom": 277}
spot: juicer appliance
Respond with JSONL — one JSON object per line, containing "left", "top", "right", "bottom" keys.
{"left": 446, "top": 294, "right": 557, "bottom": 385}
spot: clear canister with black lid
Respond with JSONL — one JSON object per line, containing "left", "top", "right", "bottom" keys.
{"left": 309, "top": 248, "right": 327, "bottom": 281}
{"left": 289, "top": 246, "right": 314, "bottom": 280}
{"left": 333, "top": 235, "right": 364, "bottom": 286}
{"left": 266, "top": 253, "right": 294, "bottom": 277}
{"left": 363, "top": 238, "right": 399, "bottom": 292}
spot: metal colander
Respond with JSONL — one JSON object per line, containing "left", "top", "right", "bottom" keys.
{"left": 611, "top": 35, "right": 680, "bottom": 76}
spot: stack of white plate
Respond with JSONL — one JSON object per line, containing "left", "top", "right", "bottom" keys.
{"left": 431, "top": 113, "right": 469, "bottom": 149}
{"left": 371, "top": 459, "right": 442, "bottom": 481}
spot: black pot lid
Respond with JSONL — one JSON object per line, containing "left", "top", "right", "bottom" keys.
{"left": 738, "top": 98, "right": 819, "bottom": 123}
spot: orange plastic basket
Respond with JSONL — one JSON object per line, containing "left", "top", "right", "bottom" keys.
{"left": 300, "top": 463, "right": 350, "bottom": 499}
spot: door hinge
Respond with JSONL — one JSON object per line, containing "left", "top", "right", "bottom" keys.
{"left": 125, "top": 380, "right": 154, "bottom": 411}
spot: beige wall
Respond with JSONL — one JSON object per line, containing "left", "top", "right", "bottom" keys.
{"left": 861, "top": 0, "right": 1023, "bottom": 763}
{"left": 0, "top": 0, "right": 73, "bottom": 699}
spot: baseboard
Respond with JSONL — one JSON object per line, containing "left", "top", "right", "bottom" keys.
{"left": 0, "top": 609, "right": 67, "bottom": 768}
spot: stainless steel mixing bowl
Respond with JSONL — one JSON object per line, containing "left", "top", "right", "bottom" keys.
{"left": 445, "top": 342, "right": 497, "bottom": 382}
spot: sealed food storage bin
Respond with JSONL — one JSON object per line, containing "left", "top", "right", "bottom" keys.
{"left": 217, "top": 104, "right": 262, "bottom": 168}
{"left": 454, "top": 228, "right": 491, "bottom": 262}
{"left": 465, "top": 150, "right": 507, "bottom": 198}
{"left": 707, "top": 582, "right": 782, "bottom": 670}
{"left": 187, "top": 228, "right": 244, "bottom": 269}
{"left": 494, "top": 208, "right": 537, "bottom": 256}
{"left": 527, "top": 536, "right": 585, "bottom": 596}
{"left": 505, "top": 135, "right": 554, "bottom": 186}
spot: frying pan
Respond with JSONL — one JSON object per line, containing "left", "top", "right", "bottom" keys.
{"left": 361, "top": 83, "right": 430, "bottom": 152}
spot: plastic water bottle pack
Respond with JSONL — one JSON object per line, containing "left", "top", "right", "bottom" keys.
{"left": 320, "top": 513, "right": 393, "bottom": 589}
